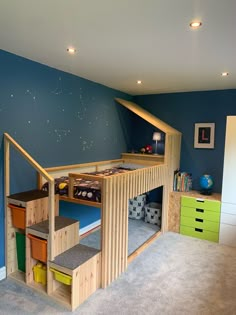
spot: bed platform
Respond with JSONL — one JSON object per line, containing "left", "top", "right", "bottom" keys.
{"left": 4, "top": 98, "right": 182, "bottom": 311}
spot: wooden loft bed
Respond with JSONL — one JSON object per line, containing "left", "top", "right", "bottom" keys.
{"left": 38, "top": 155, "right": 165, "bottom": 207}
{"left": 4, "top": 98, "right": 181, "bottom": 310}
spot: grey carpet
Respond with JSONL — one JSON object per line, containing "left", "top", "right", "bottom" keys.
{"left": 80, "top": 218, "right": 160, "bottom": 255}
{"left": 1, "top": 232, "right": 236, "bottom": 315}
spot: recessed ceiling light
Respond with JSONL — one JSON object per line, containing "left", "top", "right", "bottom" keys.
{"left": 137, "top": 80, "right": 142, "bottom": 85}
{"left": 67, "top": 48, "right": 76, "bottom": 54}
{"left": 190, "top": 21, "right": 202, "bottom": 29}
{"left": 221, "top": 72, "right": 229, "bottom": 77}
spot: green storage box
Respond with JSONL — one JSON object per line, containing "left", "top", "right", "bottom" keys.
{"left": 16, "top": 232, "right": 26, "bottom": 272}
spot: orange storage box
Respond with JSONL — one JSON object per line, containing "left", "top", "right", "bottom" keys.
{"left": 9, "top": 204, "right": 26, "bottom": 230}
{"left": 28, "top": 234, "right": 47, "bottom": 263}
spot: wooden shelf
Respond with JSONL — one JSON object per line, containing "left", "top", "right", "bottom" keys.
{"left": 28, "top": 280, "right": 47, "bottom": 294}
{"left": 49, "top": 284, "right": 71, "bottom": 309}
{"left": 9, "top": 270, "right": 25, "bottom": 283}
{"left": 9, "top": 270, "right": 47, "bottom": 295}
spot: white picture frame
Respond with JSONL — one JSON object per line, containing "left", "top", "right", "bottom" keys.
{"left": 194, "top": 123, "right": 215, "bottom": 149}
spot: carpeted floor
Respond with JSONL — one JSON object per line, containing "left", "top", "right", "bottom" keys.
{"left": 80, "top": 218, "right": 160, "bottom": 255}
{"left": 1, "top": 232, "right": 236, "bottom": 315}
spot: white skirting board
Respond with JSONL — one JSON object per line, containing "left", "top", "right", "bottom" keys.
{"left": 0, "top": 266, "right": 6, "bottom": 281}
{"left": 79, "top": 219, "right": 101, "bottom": 236}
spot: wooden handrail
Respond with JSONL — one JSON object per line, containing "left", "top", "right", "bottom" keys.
{"left": 4, "top": 133, "right": 53, "bottom": 183}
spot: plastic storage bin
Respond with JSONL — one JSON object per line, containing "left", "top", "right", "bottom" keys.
{"left": 28, "top": 234, "right": 47, "bottom": 263}
{"left": 33, "top": 263, "right": 47, "bottom": 285}
{"left": 50, "top": 268, "right": 72, "bottom": 285}
{"left": 10, "top": 204, "right": 26, "bottom": 229}
{"left": 16, "top": 232, "right": 26, "bottom": 272}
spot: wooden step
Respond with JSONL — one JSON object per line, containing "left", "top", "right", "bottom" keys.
{"left": 25, "top": 216, "right": 79, "bottom": 287}
{"left": 49, "top": 244, "right": 101, "bottom": 311}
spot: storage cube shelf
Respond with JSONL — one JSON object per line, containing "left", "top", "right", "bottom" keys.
{"left": 49, "top": 244, "right": 101, "bottom": 311}
{"left": 180, "top": 196, "right": 221, "bottom": 242}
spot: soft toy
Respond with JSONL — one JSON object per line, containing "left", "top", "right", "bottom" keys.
{"left": 140, "top": 145, "right": 153, "bottom": 154}
{"left": 145, "top": 144, "right": 153, "bottom": 154}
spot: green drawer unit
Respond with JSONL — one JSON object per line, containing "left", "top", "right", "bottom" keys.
{"left": 180, "top": 195, "right": 221, "bottom": 242}
{"left": 181, "top": 196, "right": 221, "bottom": 212}
{"left": 180, "top": 225, "right": 219, "bottom": 242}
{"left": 181, "top": 206, "right": 220, "bottom": 223}
{"left": 180, "top": 215, "right": 219, "bottom": 233}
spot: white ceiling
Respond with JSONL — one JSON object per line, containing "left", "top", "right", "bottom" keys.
{"left": 1, "top": 0, "right": 236, "bottom": 95}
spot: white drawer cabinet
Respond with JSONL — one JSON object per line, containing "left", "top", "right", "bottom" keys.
{"left": 220, "top": 116, "right": 236, "bottom": 247}
{"left": 219, "top": 223, "right": 236, "bottom": 247}
{"left": 220, "top": 213, "right": 236, "bottom": 225}
{"left": 221, "top": 203, "right": 236, "bottom": 215}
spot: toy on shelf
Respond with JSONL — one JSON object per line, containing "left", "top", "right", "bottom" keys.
{"left": 140, "top": 144, "right": 153, "bottom": 154}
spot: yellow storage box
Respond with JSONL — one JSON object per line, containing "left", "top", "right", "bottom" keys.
{"left": 33, "top": 263, "right": 47, "bottom": 285}
{"left": 50, "top": 268, "right": 72, "bottom": 285}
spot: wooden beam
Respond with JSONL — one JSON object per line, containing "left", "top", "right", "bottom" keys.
{"left": 115, "top": 98, "right": 181, "bottom": 135}
{"left": 4, "top": 136, "right": 10, "bottom": 274}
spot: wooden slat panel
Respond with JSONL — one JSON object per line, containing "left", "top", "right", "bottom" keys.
{"left": 113, "top": 176, "right": 119, "bottom": 279}
{"left": 101, "top": 163, "right": 172, "bottom": 288}
{"left": 122, "top": 175, "right": 128, "bottom": 272}
{"left": 71, "top": 252, "right": 101, "bottom": 311}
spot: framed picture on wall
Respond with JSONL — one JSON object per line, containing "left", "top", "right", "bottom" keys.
{"left": 194, "top": 123, "right": 215, "bottom": 149}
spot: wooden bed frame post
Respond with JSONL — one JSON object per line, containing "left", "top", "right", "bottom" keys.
{"left": 48, "top": 181, "right": 55, "bottom": 261}
{"left": 4, "top": 136, "right": 10, "bottom": 275}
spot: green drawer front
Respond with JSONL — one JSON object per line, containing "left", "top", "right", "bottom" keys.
{"left": 181, "top": 196, "right": 221, "bottom": 212}
{"left": 180, "top": 225, "right": 219, "bottom": 242}
{"left": 181, "top": 206, "right": 220, "bottom": 222}
{"left": 180, "top": 215, "right": 219, "bottom": 233}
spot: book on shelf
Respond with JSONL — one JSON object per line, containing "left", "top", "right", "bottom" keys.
{"left": 173, "top": 170, "right": 192, "bottom": 192}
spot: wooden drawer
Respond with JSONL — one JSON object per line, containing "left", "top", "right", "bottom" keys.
{"left": 180, "top": 216, "right": 219, "bottom": 233}
{"left": 181, "top": 206, "right": 220, "bottom": 223}
{"left": 180, "top": 225, "right": 219, "bottom": 242}
{"left": 181, "top": 196, "right": 221, "bottom": 212}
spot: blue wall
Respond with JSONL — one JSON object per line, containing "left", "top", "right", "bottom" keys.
{"left": 0, "top": 50, "right": 132, "bottom": 268}
{"left": 134, "top": 90, "right": 236, "bottom": 192}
